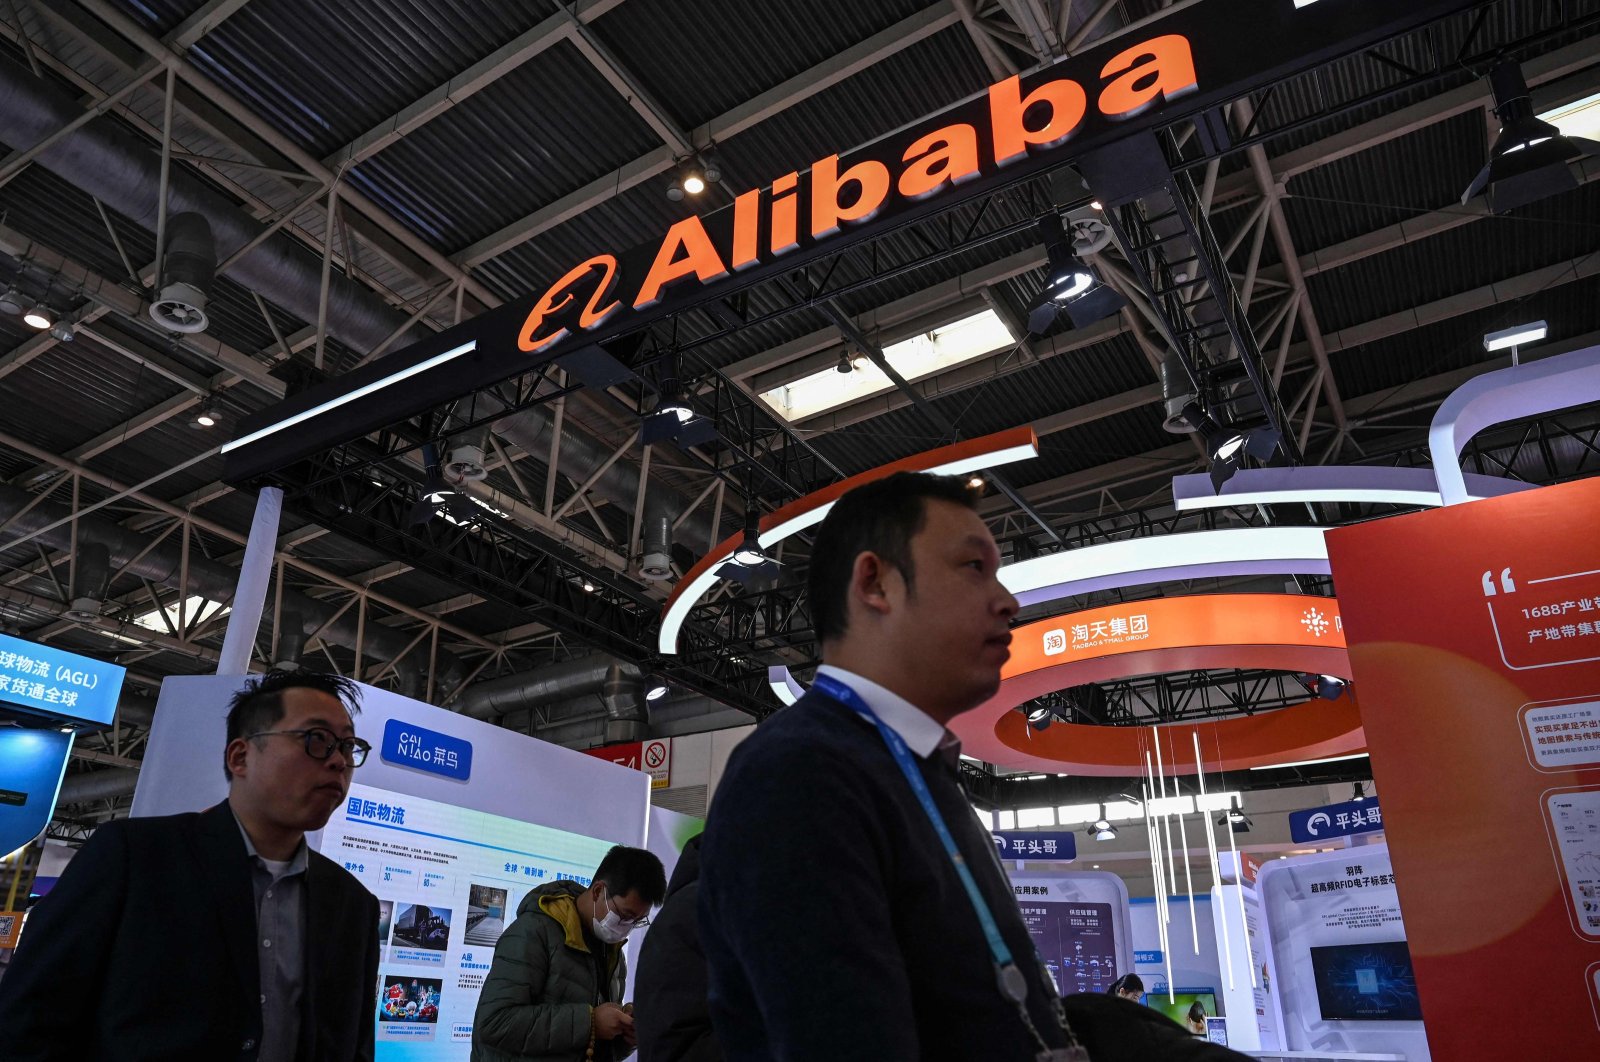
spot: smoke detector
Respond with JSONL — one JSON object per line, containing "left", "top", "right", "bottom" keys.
{"left": 445, "top": 445, "right": 488, "bottom": 482}
{"left": 149, "top": 281, "right": 210, "bottom": 333}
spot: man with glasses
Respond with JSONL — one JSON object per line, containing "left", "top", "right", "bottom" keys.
{"left": 473, "top": 844, "right": 665, "bottom": 1062}
{"left": 0, "top": 669, "right": 380, "bottom": 1062}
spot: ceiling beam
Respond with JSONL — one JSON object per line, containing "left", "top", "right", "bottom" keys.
{"left": 322, "top": 0, "right": 628, "bottom": 170}
{"left": 454, "top": 1, "right": 964, "bottom": 267}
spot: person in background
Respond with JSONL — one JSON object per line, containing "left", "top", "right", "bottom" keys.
{"left": 633, "top": 834, "right": 721, "bottom": 1062}
{"left": 1186, "top": 1000, "right": 1209, "bottom": 1035}
{"left": 473, "top": 845, "right": 667, "bottom": 1062}
{"left": 1108, "top": 973, "right": 1146, "bottom": 1003}
{"left": 0, "top": 670, "right": 378, "bottom": 1062}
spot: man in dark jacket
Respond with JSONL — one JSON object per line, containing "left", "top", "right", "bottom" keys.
{"left": 633, "top": 834, "right": 720, "bottom": 1062}
{"left": 473, "top": 845, "right": 666, "bottom": 1062}
{"left": 0, "top": 670, "right": 379, "bottom": 1062}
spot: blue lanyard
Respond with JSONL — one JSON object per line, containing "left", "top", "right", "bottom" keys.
{"left": 812, "top": 673, "right": 1031, "bottom": 1006}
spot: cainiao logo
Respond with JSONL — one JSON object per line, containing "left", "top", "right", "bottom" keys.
{"left": 1043, "top": 628, "right": 1068, "bottom": 656}
{"left": 1301, "top": 607, "right": 1331, "bottom": 637}
{"left": 1306, "top": 811, "right": 1332, "bottom": 836}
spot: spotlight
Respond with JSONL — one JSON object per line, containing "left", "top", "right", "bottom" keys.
{"left": 656, "top": 381, "right": 693, "bottom": 424}
{"left": 966, "top": 474, "right": 985, "bottom": 490}
{"left": 1091, "top": 816, "right": 1113, "bottom": 833}
{"left": 1026, "top": 214, "right": 1126, "bottom": 335}
{"left": 22, "top": 302, "right": 52, "bottom": 330}
{"left": 732, "top": 509, "right": 766, "bottom": 567}
{"left": 1026, "top": 705, "right": 1054, "bottom": 731}
{"left": 1463, "top": 61, "right": 1600, "bottom": 213}
{"left": 1217, "top": 809, "right": 1251, "bottom": 832}
{"left": 1352, "top": 782, "right": 1366, "bottom": 803}
{"left": 1092, "top": 824, "right": 1118, "bottom": 841}
{"left": 1180, "top": 401, "right": 1281, "bottom": 491}
{"left": 835, "top": 351, "right": 854, "bottom": 374}
{"left": 193, "top": 396, "right": 218, "bottom": 428}
{"left": 582, "top": 578, "right": 596, "bottom": 593}
{"left": 700, "top": 150, "right": 723, "bottom": 185}
{"left": 0, "top": 285, "right": 23, "bottom": 315}
{"left": 48, "top": 320, "right": 75, "bottom": 343}
{"left": 1315, "top": 674, "right": 1348, "bottom": 701}
{"left": 682, "top": 172, "right": 706, "bottom": 196}
{"left": 646, "top": 682, "right": 669, "bottom": 702}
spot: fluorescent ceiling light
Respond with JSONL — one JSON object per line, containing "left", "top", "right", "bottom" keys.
{"left": 757, "top": 309, "right": 1014, "bottom": 423}
{"left": 1482, "top": 321, "right": 1547, "bottom": 352}
{"left": 221, "top": 341, "right": 477, "bottom": 455}
{"left": 1249, "top": 752, "right": 1370, "bottom": 771}
{"left": 1540, "top": 90, "right": 1600, "bottom": 142}
{"left": 1057, "top": 803, "right": 1102, "bottom": 825}
{"left": 132, "top": 594, "right": 230, "bottom": 633}
{"left": 1017, "top": 806, "right": 1056, "bottom": 828}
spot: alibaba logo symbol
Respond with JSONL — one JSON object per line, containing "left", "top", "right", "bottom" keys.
{"left": 518, "top": 254, "right": 622, "bottom": 354}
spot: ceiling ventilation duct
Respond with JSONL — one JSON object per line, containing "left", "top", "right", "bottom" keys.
{"left": 445, "top": 442, "right": 489, "bottom": 483}
{"left": 638, "top": 511, "right": 674, "bottom": 582}
{"left": 1161, "top": 348, "right": 1198, "bottom": 433}
{"left": 148, "top": 211, "right": 216, "bottom": 334}
{"left": 65, "top": 541, "right": 111, "bottom": 620}
{"left": 273, "top": 610, "right": 308, "bottom": 670}
{"left": 601, "top": 663, "right": 648, "bottom": 745}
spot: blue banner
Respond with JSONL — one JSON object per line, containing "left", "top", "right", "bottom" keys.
{"left": 0, "top": 632, "right": 125, "bottom": 726}
{"left": 990, "top": 829, "right": 1076, "bottom": 861}
{"left": 1289, "top": 798, "right": 1384, "bottom": 843}
{"left": 0, "top": 728, "right": 73, "bottom": 856}
{"left": 1134, "top": 950, "right": 1164, "bottom": 965}
{"left": 380, "top": 719, "right": 472, "bottom": 781}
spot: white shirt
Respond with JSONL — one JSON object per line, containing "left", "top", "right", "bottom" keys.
{"left": 815, "top": 665, "right": 955, "bottom": 760}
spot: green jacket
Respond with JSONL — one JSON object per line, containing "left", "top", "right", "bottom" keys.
{"left": 471, "top": 879, "right": 630, "bottom": 1062}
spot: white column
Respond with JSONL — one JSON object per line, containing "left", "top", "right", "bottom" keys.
{"left": 216, "top": 486, "right": 282, "bottom": 675}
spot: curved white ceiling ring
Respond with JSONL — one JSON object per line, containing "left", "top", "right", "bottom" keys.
{"left": 658, "top": 427, "right": 1040, "bottom": 654}
{"left": 999, "top": 526, "right": 1332, "bottom": 608}
{"left": 1429, "top": 342, "right": 1600, "bottom": 505}
{"left": 767, "top": 666, "right": 806, "bottom": 707}
{"left": 1172, "top": 466, "right": 1535, "bottom": 512}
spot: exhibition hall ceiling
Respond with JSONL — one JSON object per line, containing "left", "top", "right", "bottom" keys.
{"left": 1, "top": 0, "right": 1598, "bottom": 814}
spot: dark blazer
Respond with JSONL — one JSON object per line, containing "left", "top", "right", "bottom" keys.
{"left": 698, "top": 689, "right": 1071, "bottom": 1061}
{"left": 0, "top": 801, "right": 379, "bottom": 1062}
{"left": 634, "top": 835, "right": 721, "bottom": 1062}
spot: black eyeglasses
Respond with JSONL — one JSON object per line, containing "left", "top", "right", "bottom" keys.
{"left": 247, "top": 727, "right": 371, "bottom": 767}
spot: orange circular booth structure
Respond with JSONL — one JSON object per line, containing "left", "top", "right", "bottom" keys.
{"left": 950, "top": 594, "right": 1366, "bottom": 776}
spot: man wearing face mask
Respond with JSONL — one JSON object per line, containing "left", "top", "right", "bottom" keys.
{"left": 473, "top": 845, "right": 666, "bottom": 1062}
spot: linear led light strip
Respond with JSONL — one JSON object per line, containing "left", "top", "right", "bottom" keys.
{"left": 1249, "top": 752, "right": 1369, "bottom": 771}
{"left": 220, "top": 341, "right": 478, "bottom": 455}
{"left": 1171, "top": 731, "right": 1199, "bottom": 955}
{"left": 1142, "top": 750, "right": 1174, "bottom": 1005}
{"left": 1196, "top": 732, "right": 1233, "bottom": 992}
{"left": 660, "top": 436, "right": 1038, "bottom": 654}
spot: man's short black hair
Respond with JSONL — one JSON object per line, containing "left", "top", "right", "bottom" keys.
{"left": 806, "top": 471, "right": 981, "bottom": 645}
{"left": 594, "top": 845, "right": 668, "bottom": 907}
{"left": 224, "top": 669, "right": 363, "bottom": 779}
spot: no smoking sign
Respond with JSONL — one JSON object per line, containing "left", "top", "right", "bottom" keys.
{"left": 642, "top": 738, "right": 671, "bottom": 789}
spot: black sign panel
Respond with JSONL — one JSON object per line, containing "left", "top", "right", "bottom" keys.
{"left": 225, "top": 0, "right": 1486, "bottom": 484}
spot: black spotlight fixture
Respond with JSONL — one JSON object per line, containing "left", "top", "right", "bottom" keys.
{"left": 408, "top": 443, "right": 479, "bottom": 526}
{"left": 716, "top": 506, "right": 784, "bottom": 587}
{"left": 641, "top": 358, "right": 718, "bottom": 447}
{"left": 667, "top": 152, "right": 721, "bottom": 201}
{"left": 1217, "top": 809, "right": 1252, "bottom": 833}
{"left": 1026, "top": 214, "right": 1126, "bottom": 335}
{"left": 1463, "top": 61, "right": 1600, "bottom": 213}
{"left": 1315, "top": 674, "right": 1348, "bottom": 701}
{"left": 835, "top": 350, "right": 854, "bottom": 374}
{"left": 1352, "top": 782, "right": 1367, "bottom": 803}
{"left": 1026, "top": 705, "right": 1054, "bottom": 731}
{"left": 1090, "top": 820, "right": 1118, "bottom": 841}
{"left": 1180, "top": 401, "right": 1280, "bottom": 491}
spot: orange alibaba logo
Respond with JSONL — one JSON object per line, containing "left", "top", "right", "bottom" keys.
{"left": 517, "top": 254, "right": 622, "bottom": 354}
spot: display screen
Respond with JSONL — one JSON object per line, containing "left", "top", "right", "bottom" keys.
{"left": 1310, "top": 941, "right": 1422, "bottom": 1021}
{"left": 1016, "top": 900, "right": 1117, "bottom": 994}
{"left": 322, "top": 781, "right": 616, "bottom": 1058}
{"left": 1143, "top": 990, "right": 1217, "bottom": 1028}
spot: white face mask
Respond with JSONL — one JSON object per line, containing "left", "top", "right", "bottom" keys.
{"left": 591, "top": 884, "right": 637, "bottom": 944}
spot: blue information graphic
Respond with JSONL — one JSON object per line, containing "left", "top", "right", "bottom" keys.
{"left": 990, "top": 830, "right": 1077, "bottom": 861}
{"left": 381, "top": 719, "right": 473, "bottom": 781}
{"left": 0, "top": 728, "right": 73, "bottom": 856}
{"left": 1289, "top": 798, "right": 1384, "bottom": 844}
{"left": 0, "top": 632, "right": 124, "bottom": 726}
{"left": 1309, "top": 941, "right": 1421, "bottom": 1021}
{"left": 325, "top": 781, "right": 614, "bottom": 1059}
